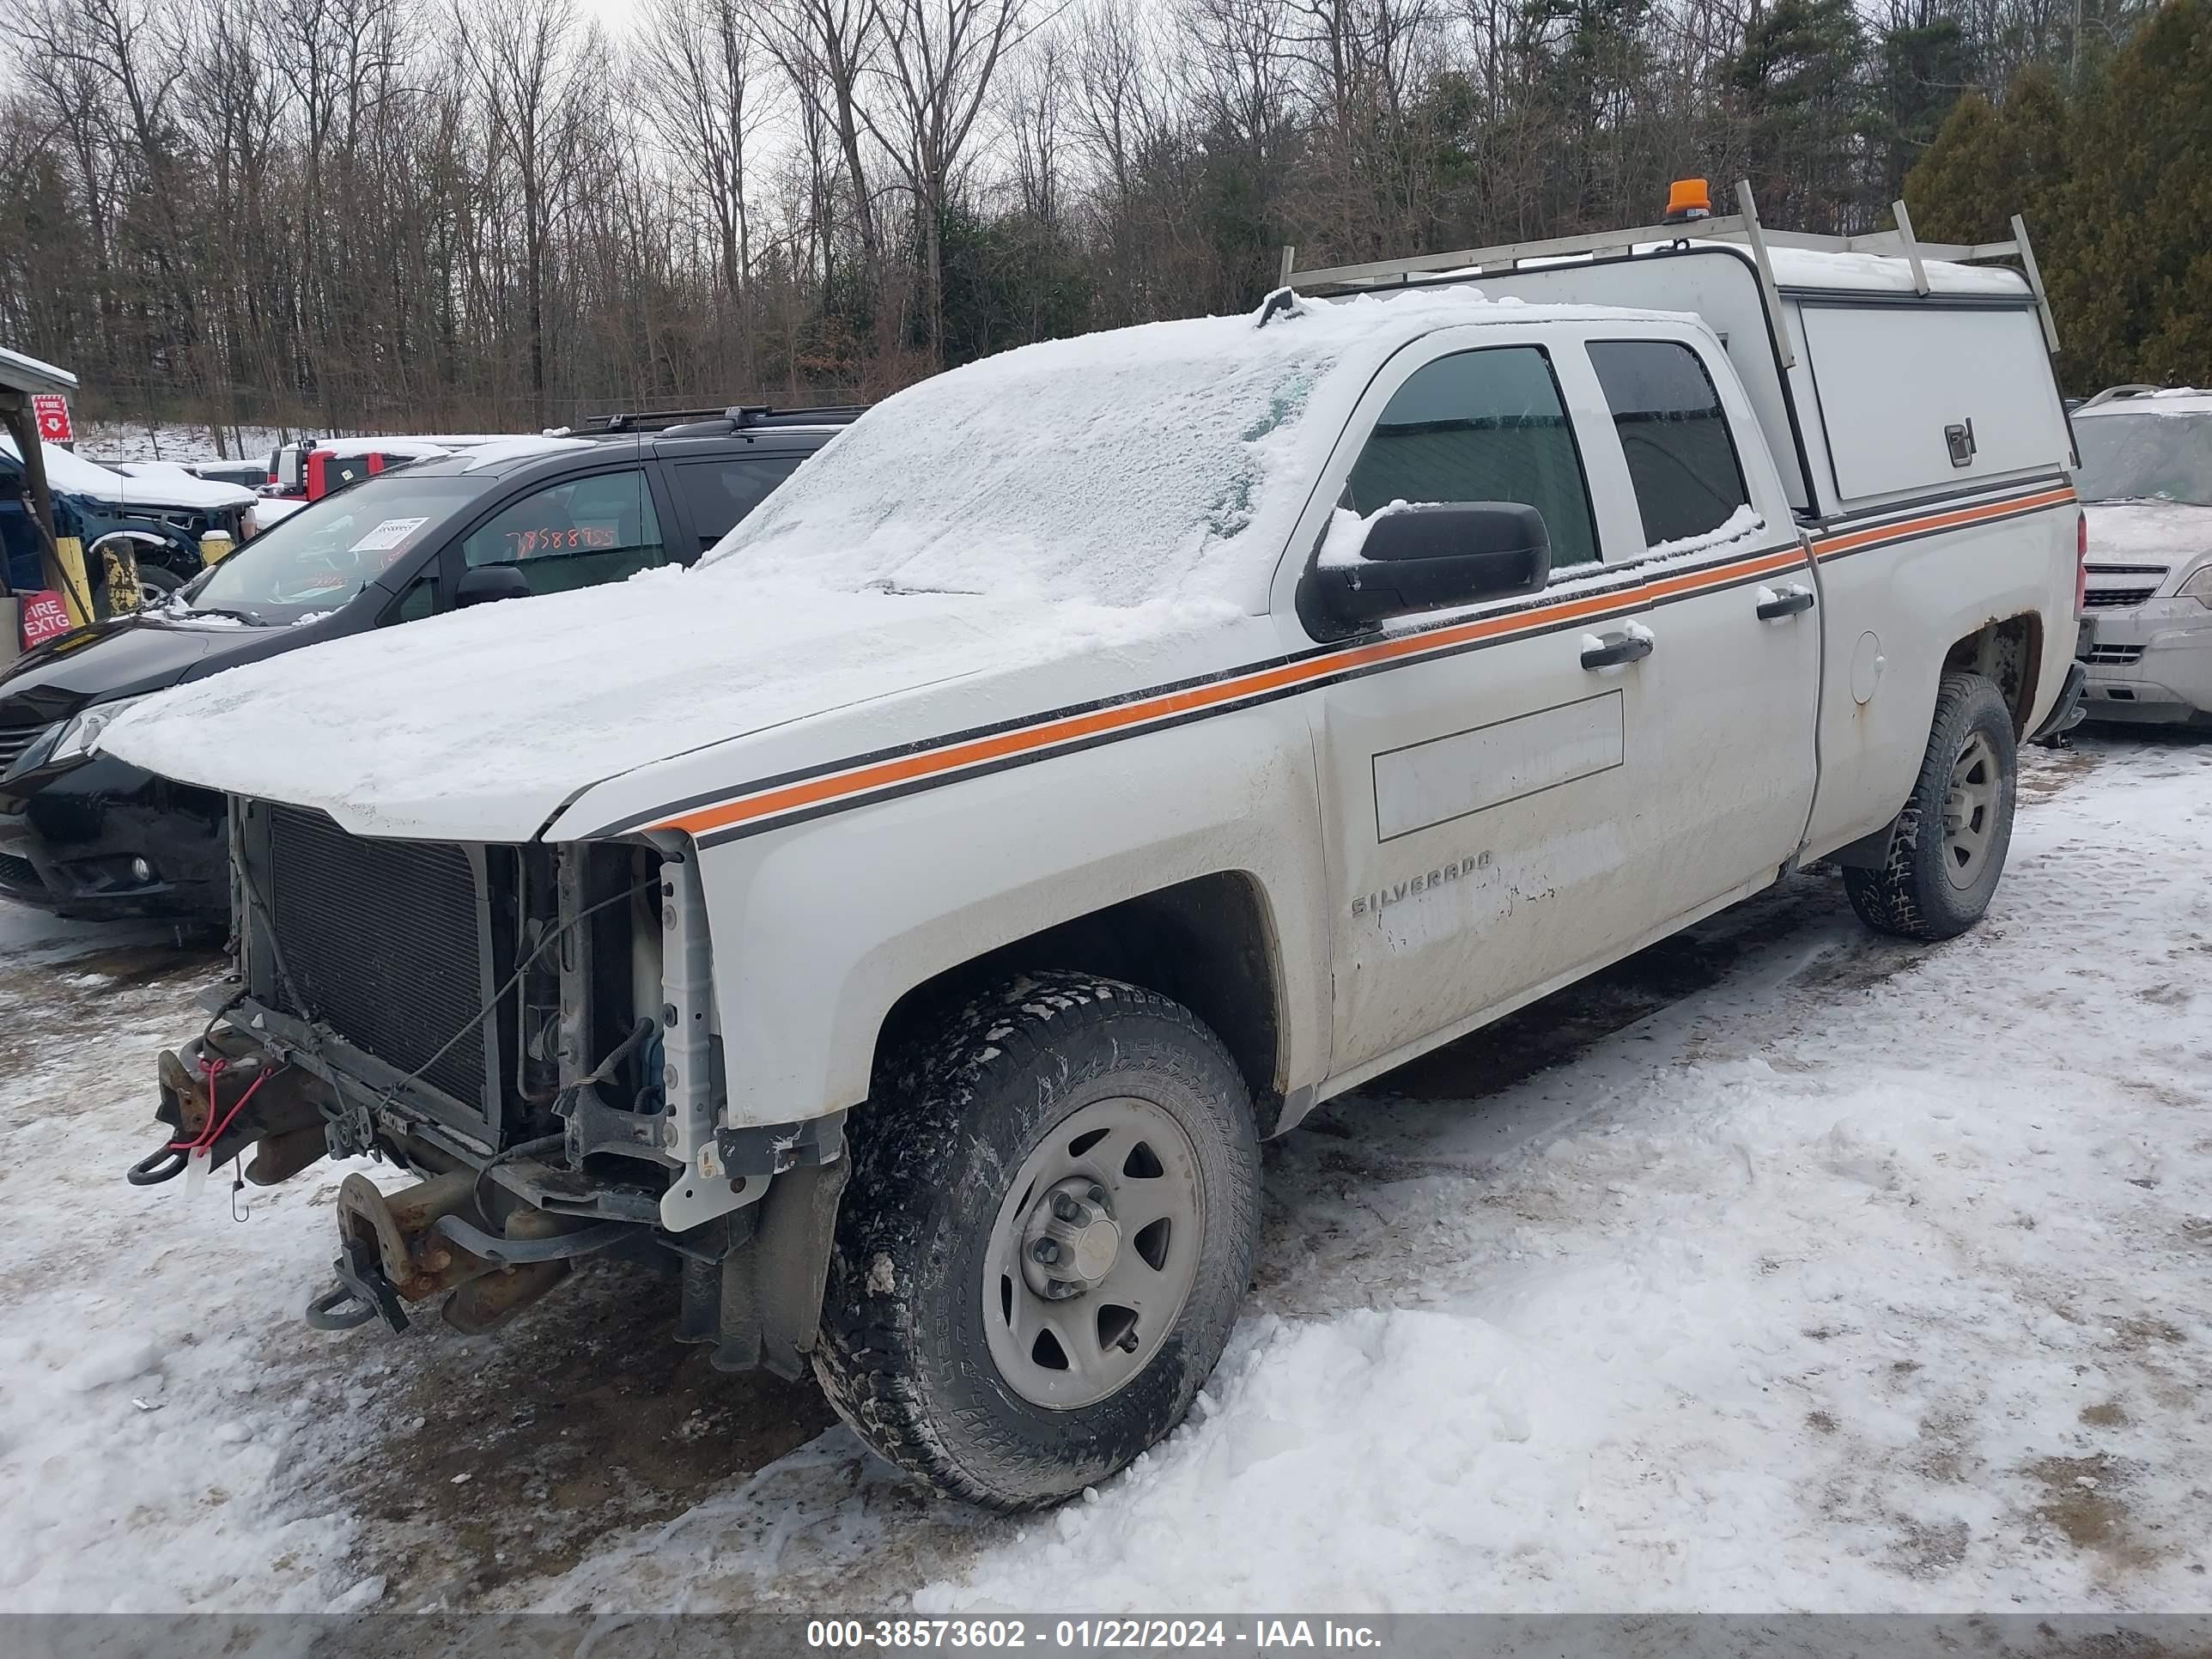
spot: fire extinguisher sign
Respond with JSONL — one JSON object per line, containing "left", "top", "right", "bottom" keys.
{"left": 32, "top": 393, "right": 73, "bottom": 443}
{"left": 19, "top": 591, "right": 74, "bottom": 648}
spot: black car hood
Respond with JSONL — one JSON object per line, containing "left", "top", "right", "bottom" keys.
{"left": 0, "top": 614, "right": 299, "bottom": 727}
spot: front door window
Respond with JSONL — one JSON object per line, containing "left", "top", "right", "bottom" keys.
{"left": 459, "top": 470, "right": 670, "bottom": 596}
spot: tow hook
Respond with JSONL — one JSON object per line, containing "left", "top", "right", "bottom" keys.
{"left": 125, "top": 1139, "right": 191, "bottom": 1187}
{"left": 305, "top": 1233, "right": 411, "bottom": 1333}
{"left": 137, "top": 1042, "right": 331, "bottom": 1188}
{"left": 300, "top": 1169, "right": 634, "bottom": 1337}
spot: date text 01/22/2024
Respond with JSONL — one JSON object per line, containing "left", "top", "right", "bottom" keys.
{"left": 805, "top": 1620, "right": 1385, "bottom": 1650}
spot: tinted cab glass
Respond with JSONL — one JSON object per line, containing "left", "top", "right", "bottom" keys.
{"left": 1587, "top": 340, "right": 1750, "bottom": 547}
{"left": 1345, "top": 344, "right": 1600, "bottom": 568}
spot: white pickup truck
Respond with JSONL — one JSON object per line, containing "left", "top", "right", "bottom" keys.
{"left": 106, "top": 193, "right": 2085, "bottom": 1510}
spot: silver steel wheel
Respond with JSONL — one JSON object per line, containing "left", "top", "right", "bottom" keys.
{"left": 983, "top": 1094, "right": 1206, "bottom": 1410}
{"left": 1941, "top": 730, "right": 2000, "bottom": 890}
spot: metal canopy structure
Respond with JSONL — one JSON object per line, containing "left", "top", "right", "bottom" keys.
{"left": 1281, "top": 179, "right": 2061, "bottom": 362}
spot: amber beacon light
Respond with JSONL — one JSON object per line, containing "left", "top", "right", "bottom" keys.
{"left": 1663, "top": 179, "right": 1713, "bottom": 222}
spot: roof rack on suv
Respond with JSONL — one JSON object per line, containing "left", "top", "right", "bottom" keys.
{"left": 583, "top": 404, "right": 868, "bottom": 437}
{"left": 2075, "top": 385, "right": 2166, "bottom": 410}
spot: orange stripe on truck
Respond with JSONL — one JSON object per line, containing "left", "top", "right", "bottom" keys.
{"left": 654, "top": 483, "right": 2077, "bottom": 840}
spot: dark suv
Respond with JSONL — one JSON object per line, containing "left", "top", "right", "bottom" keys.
{"left": 0, "top": 408, "right": 856, "bottom": 921}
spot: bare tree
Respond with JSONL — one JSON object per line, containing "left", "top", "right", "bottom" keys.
{"left": 640, "top": 0, "right": 776, "bottom": 385}
{"left": 862, "top": 0, "right": 1027, "bottom": 365}
{"left": 453, "top": 0, "right": 596, "bottom": 427}
{"left": 758, "top": 0, "right": 884, "bottom": 302}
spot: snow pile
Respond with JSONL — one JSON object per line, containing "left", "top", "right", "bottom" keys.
{"left": 1761, "top": 246, "right": 2028, "bottom": 296}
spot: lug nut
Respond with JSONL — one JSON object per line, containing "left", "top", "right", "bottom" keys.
{"left": 1033, "top": 1239, "right": 1060, "bottom": 1265}
{"left": 1052, "top": 1194, "right": 1082, "bottom": 1223}
{"left": 1087, "top": 1184, "right": 1107, "bottom": 1206}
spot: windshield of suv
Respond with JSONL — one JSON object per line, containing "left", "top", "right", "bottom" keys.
{"left": 179, "top": 473, "right": 483, "bottom": 625}
{"left": 2074, "top": 410, "right": 2212, "bottom": 507}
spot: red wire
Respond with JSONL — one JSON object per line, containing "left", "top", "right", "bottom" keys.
{"left": 168, "top": 1057, "right": 223, "bottom": 1152}
{"left": 171, "top": 1060, "right": 277, "bottom": 1154}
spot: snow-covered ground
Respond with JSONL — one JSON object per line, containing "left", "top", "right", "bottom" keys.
{"left": 73, "top": 421, "right": 290, "bottom": 466}
{"left": 1, "top": 732, "right": 2205, "bottom": 1615}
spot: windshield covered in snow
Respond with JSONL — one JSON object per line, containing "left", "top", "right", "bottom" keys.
{"left": 2074, "top": 410, "right": 2212, "bottom": 507}
{"left": 179, "top": 473, "right": 483, "bottom": 626}
{"left": 696, "top": 309, "right": 1396, "bottom": 610}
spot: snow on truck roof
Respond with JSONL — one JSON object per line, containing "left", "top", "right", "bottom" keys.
{"left": 1760, "top": 244, "right": 2031, "bottom": 296}
{"left": 1, "top": 434, "right": 258, "bottom": 511}
{"left": 704, "top": 286, "right": 1681, "bottom": 610}
{"left": 1494, "top": 239, "right": 2032, "bottom": 298}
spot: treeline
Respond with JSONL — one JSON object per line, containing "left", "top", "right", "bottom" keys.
{"left": 1905, "top": 0, "right": 2212, "bottom": 391}
{"left": 0, "top": 0, "right": 2182, "bottom": 446}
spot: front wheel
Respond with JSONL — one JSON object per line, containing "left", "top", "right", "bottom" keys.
{"left": 136, "top": 563, "right": 185, "bottom": 611}
{"left": 1844, "top": 670, "right": 2018, "bottom": 940}
{"left": 814, "top": 972, "right": 1261, "bottom": 1510}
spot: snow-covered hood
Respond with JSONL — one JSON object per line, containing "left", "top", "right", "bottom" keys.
{"left": 2082, "top": 499, "right": 2212, "bottom": 568}
{"left": 98, "top": 566, "right": 1260, "bottom": 842}
{"left": 102, "top": 470, "right": 259, "bottom": 513}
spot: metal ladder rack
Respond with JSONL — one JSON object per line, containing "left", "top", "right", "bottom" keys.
{"left": 1281, "top": 179, "right": 2060, "bottom": 359}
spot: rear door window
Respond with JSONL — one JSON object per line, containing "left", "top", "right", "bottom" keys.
{"left": 669, "top": 455, "right": 804, "bottom": 551}
{"left": 459, "top": 469, "right": 670, "bottom": 596}
{"left": 1344, "top": 345, "right": 1599, "bottom": 568}
{"left": 1587, "top": 340, "right": 1750, "bottom": 547}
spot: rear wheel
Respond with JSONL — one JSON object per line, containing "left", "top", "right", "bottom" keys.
{"left": 814, "top": 971, "right": 1261, "bottom": 1510}
{"left": 1844, "top": 671, "right": 2017, "bottom": 940}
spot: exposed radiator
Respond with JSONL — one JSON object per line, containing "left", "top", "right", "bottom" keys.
{"left": 263, "top": 804, "right": 492, "bottom": 1111}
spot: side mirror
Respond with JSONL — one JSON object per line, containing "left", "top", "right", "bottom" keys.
{"left": 1305, "top": 501, "right": 1552, "bottom": 631}
{"left": 454, "top": 565, "right": 532, "bottom": 608}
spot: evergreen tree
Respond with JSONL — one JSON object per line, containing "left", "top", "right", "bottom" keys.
{"left": 1728, "top": 0, "right": 1879, "bottom": 231}
{"left": 1903, "top": 67, "right": 2069, "bottom": 245}
{"left": 2055, "top": 0, "right": 2212, "bottom": 386}
{"left": 1879, "top": 9, "right": 1978, "bottom": 202}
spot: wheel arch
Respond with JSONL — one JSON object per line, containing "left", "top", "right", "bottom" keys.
{"left": 1942, "top": 610, "right": 2045, "bottom": 738}
{"left": 868, "top": 870, "right": 1295, "bottom": 1135}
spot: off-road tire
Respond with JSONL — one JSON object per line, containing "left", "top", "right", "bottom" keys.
{"left": 1844, "top": 671, "right": 2017, "bottom": 941}
{"left": 813, "top": 971, "right": 1261, "bottom": 1510}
